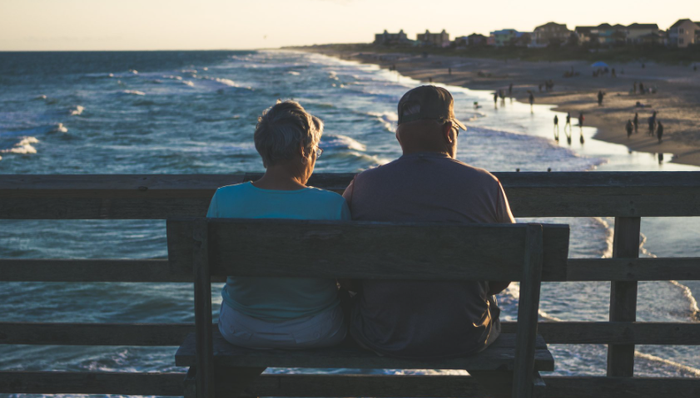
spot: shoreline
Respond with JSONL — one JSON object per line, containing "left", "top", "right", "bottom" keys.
{"left": 301, "top": 48, "right": 700, "bottom": 168}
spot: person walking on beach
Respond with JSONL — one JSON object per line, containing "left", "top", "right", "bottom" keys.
{"left": 639, "top": 82, "right": 645, "bottom": 95}
{"left": 578, "top": 112, "right": 585, "bottom": 144}
{"left": 633, "top": 112, "right": 639, "bottom": 133}
{"left": 565, "top": 112, "right": 572, "bottom": 132}
{"left": 597, "top": 90, "right": 605, "bottom": 106}
{"left": 493, "top": 91, "right": 498, "bottom": 108}
{"left": 657, "top": 121, "right": 664, "bottom": 143}
{"left": 529, "top": 92, "right": 534, "bottom": 112}
{"left": 648, "top": 111, "right": 657, "bottom": 137}
{"left": 342, "top": 86, "right": 514, "bottom": 395}
{"left": 553, "top": 115, "right": 560, "bottom": 141}
{"left": 508, "top": 83, "right": 513, "bottom": 98}
{"left": 626, "top": 120, "right": 633, "bottom": 139}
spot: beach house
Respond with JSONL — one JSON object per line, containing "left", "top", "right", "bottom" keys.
{"left": 625, "top": 23, "right": 660, "bottom": 44}
{"left": 575, "top": 23, "right": 628, "bottom": 46}
{"left": 489, "top": 29, "right": 518, "bottom": 47}
{"left": 668, "top": 19, "right": 700, "bottom": 47}
{"left": 416, "top": 30, "right": 450, "bottom": 47}
{"left": 374, "top": 30, "right": 409, "bottom": 45}
{"left": 467, "top": 33, "right": 488, "bottom": 46}
{"left": 533, "top": 22, "right": 571, "bottom": 46}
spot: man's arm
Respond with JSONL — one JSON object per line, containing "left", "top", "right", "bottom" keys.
{"left": 489, "top": 181, "right": 515, "bottom": 295}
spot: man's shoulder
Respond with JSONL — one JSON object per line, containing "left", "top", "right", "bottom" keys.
{"left": 355, "top": 156, "right": 501, "bottom": 186}
{"left": 445, "top": 158, "right": 502, "bottom": 185}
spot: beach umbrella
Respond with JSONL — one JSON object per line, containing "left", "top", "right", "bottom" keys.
{"left": 591, "top": 61, "right": 610, "bottom": 68}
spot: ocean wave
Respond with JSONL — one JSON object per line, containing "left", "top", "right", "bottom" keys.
{"left": 287, "top": 71, "right": 300, "bottom": 76}
{"left": 201, "top": 76, "right": 237, "bottom": 87}
{"left": 367, "top": 111, "right": 398, "bottom": 132}
{"left": 69, "top": 105, "right": 85, "bottom": 116}
{"left": 0, "top": 137, "right": 39, "bottom": 155}
{"left": 33, "top": 95, "right": 47, "bottom": 101}
{"left": 120, "top": 90, "right": 146, "bottom": 96}
{"left": 321, "top": 134, "right": 366, "bottom": 151}
{"left": 182, "top": 81, "right": 195, "bottom": 87}
{"left": 162, "top": 75, "right": 183, "bottom": 81}
{"left": 51, "top": 123, "right": 68, "bottom": 133}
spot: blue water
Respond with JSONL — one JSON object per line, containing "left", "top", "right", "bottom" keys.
{"left": 1, "top": 50, "right": 699, "bottom": 386}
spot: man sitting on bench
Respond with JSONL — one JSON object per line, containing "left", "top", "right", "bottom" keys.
{"left": 342, "top": 85, "right": 515, "bottom": 359}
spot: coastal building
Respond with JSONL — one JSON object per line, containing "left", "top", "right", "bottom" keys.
{"left": 625, "top": 23, "right": 660, "bottom": 44}
{"left": 467, "top": 33, "right": 488, "bottom": 46}
{"left": 668, "top": 19, "right": 700, "bottom": 47}
{"left": 489, "top": 29, "right": 520, "bottom": 47}
{"left": 533, "top": 22, "right": 571, "bottom": 46}
{"left": 575, "top": 23, "right": 627, "bottom": 45}
{"left": 416, "top": 30, "right": 450, "bottom": 47}
{"left": 374, "top": 30, "right": 409, "bottom": 45}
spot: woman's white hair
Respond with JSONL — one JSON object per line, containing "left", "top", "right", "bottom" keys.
{"left": 254, "top": 100, "right": 323, "bottom": 167}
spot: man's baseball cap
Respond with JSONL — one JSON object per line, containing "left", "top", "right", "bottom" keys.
{"left": 397, "top": 85, "right": 466, "bottom": 130}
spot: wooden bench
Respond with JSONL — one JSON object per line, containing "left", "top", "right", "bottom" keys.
{"left": 167, "top": 218, "right": 570, "bottom": 398}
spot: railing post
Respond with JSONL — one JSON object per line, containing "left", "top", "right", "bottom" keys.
{"left": 607, "top": 216, "right": 641, "bottom": 377}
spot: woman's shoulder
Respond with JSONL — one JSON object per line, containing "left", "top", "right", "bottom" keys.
{"left": 303, "top": 186, "right": 346, "bottom": 203}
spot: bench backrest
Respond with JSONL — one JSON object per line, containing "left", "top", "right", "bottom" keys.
{"left": 167, "top": 218, "right": 569, "bottom": 398}
{"left": 167, "top": 218, "right": 570, "bottom": 281}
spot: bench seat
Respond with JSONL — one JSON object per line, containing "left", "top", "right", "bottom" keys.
{"left": 176, "top": 329, "right": 554, "bottom": 371}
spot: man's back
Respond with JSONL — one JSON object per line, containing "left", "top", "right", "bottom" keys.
{"left": 343, "top": 152, "right": 514, "bottom": 359}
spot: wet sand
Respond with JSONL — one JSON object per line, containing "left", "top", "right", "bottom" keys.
{"left": 305, "top": 49, "right": 700, "bottom": 167}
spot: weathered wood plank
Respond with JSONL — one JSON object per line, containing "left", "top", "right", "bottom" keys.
{"left": 175, "top": 330, "right": 554, "bottom": 371}
{"left": 566, "top": 257, "right": 700, "bottom": 281}
{"left": 608, "top": 217, "right": 641, "bottom": 377}
{"left": 167, "top": 219, "right": 570, "bottom": 281}
{"left": 2, "top": 257, "right": 698, "bottom": 283}
{"left": 5, "top": 321, "right": 700, "bottom": 346}
{"left": 192, "top": 219, "right": 216, "bottom": 398}
{"left": 513, "top": 224, "right": 544, "bottom": 398}
{"left": 0, "top": 371, "right": 184, "bottom": 396}
{"left": 0, "top": 322, "right": 192, "bottom": 346}
{"left": 3, "top": 372, "right": 699, "bottom": 398}
{"left": 1, "top": 172, "right": 699, "bottom": 218}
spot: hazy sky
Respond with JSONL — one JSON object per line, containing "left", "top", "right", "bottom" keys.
{"left": 1, "top": 0, "right": 697, "bottom": 51}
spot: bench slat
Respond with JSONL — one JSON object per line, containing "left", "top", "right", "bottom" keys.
{"left": 167, "top": 220, "right": 569, "bottom": 281}
{"left": 175, "top": 331, "right": 554, "bottom": 371}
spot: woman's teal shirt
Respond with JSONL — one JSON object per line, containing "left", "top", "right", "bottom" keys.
{"left": 207, "top": 182, "right": 351, "bottom": 321}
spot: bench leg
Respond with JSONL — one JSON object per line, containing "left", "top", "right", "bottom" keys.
{"left": 215, "top": 366, "right": 267, "bottom": 398}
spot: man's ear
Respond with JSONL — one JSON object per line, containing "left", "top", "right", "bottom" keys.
{"left": 442, "top": 122, "right": 454, "bottom": 144}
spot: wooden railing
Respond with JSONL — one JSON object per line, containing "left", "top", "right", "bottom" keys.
{"left": 1, "top": 172, "right": 700, "bottom": 397}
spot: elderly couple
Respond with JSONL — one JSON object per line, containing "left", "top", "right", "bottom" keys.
{"left": 207, "top": 85, "right": 515, "bottom": 360}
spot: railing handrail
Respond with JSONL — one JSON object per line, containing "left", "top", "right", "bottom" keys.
{"left": 1, "top": 171, "right": 700, "bottom": 218}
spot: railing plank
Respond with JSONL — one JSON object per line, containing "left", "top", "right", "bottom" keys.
{"left": 2, "top": 258, "right": 699, "bottom": 282}
{"left": 3, "top": 372, "right": 700, "bottom": 398}
{"left": 567, "top": 258, "right": 700, "bottom": 281}
{"left": 2, "top": 172, "right": 699, "bottom": 218}
{"left": 4, "top": 322, "right": 700, "bottom": 346}
{"left": 608, "top": 217, "right": 641, "bottom": 377}
{"left": 0, "top": 371, "right": 184, "bottom": 396}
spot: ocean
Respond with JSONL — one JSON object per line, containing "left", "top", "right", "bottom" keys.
{"left": 1, "top": 50, "right": 699, "bottom": 386}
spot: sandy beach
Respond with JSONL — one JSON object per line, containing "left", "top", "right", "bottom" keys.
{"left": 305, "top": 49, "right": 700, "bottom": 167}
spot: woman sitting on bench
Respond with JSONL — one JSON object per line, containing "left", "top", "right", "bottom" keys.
{"left": 206, "top": 100, "right": 349, "bottom": 349}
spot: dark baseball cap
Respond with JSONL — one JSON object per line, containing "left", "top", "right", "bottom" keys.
{"left": 397, "top": 85, "right": 466, "bottom": 130}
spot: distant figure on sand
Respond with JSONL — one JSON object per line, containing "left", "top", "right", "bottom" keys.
{"left": 553, "top": 115, "right": 559, "bottom": 141}
{"left": 508, "top": 83, "right": 513, "bottom": 98}
{"left": 639, "top": 82, "right": 645, "bottom": 95}
{"left": 597, "top": 90, "right": 605, "bottom": 106}
{"left": 648, "top": 111, "right": 657, "bottom": 136}
{"left": 657, "top": 122, "right": 664, "bottom": 143}
{"left": 578, "top": 113, "right": 585, "bottom": 143}
{"left": 626, "top": 120, "right": 633, "bottom": 138}
{"left": 565, "top": 112, "right": 572, "bottom": 131}
{"left": 529, "top": 92, "right": 534, "bottom": 111}
{"left": 493, "top": 92, "right": 498, "bottom": 107}
{"left": 633, "top": 113, "right": 639, "bottom": 133}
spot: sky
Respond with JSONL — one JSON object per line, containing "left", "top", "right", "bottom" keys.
{"left": 0, "top": 0, "right": 698, "bottom": 51}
